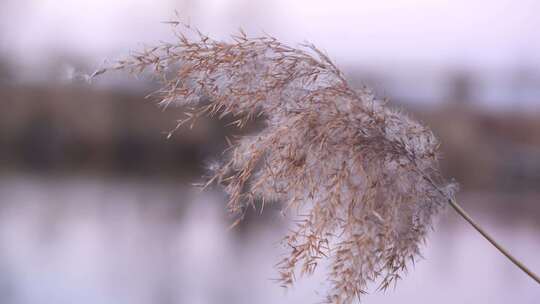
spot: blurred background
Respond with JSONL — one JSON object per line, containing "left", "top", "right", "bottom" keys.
{"left": 0, "top": 1, "right": 539, "bottom": 303}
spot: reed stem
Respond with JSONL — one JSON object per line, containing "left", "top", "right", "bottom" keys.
{"left": 448, "top": 197, "right": 540, "bottom": 284}
{"left": 420, "top": 173, "right": 540, "bottom": 284}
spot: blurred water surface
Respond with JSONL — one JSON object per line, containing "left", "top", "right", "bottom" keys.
{"left": 0, "top": 174, "right": 538, "bottom": 304}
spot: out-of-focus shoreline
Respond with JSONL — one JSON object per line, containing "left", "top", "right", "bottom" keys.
{"left": 1, "top": 84, "right": 539, "bottom": 192}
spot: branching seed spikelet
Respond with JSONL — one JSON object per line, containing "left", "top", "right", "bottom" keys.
{"left": 97, "top": 23, "right": 458, "bottom": 303}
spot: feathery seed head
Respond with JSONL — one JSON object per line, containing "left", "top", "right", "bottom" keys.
{"left": 100, "top": 23, "right": 457, "bottom": 303}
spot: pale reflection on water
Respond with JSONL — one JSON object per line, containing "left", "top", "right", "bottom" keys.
{"left": 0, "top": 175, "right": 538, "bottom": 304}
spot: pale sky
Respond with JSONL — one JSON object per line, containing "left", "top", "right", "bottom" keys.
{"left": 2, "top": 0, "right": 539, "bottom": 109}
{"left": 3, "top": 0, "right": 540, "bottom": 70}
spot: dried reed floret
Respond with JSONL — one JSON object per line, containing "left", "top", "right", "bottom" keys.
{"left": 95, "top": 22, "right": 538, "bottom": 303}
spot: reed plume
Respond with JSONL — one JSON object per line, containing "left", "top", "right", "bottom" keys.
{"left": 94, "top": 22, "right": 539, "bottom": 303}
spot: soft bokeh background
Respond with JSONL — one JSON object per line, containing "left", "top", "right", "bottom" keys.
{"left": 0, "top": 1, "right": 539, "bottom": 303}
